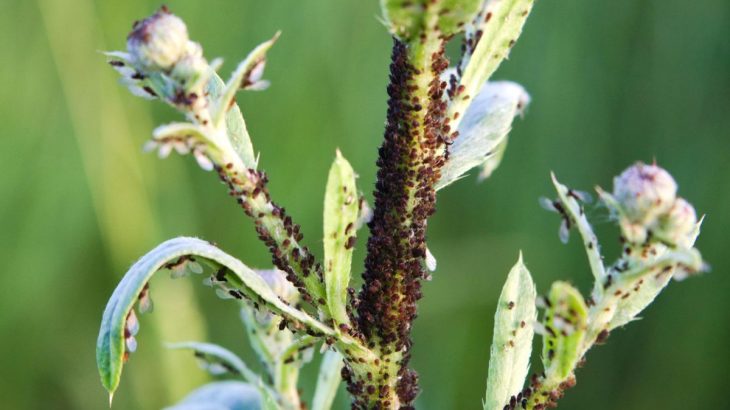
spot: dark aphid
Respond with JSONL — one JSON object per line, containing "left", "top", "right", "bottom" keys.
{"left": 567, "top": 189, "right": 593, "bottom": 204}
{"left": 345, "top": 236, "right": 357, "bottom": 250}
{"left": 596, "top": 329, "right": 610, "bottom": 345}
{"left": 215, "top": 267, "right": 228, "bottom": 282}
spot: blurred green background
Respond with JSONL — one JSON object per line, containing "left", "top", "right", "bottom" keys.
{"left": 1, "top": 0, "right": 728, "bottom": 409}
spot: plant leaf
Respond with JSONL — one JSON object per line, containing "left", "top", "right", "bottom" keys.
{"left": 323, "top": 150, "right": 358, "bottom": 327}
{"left": 164, "top": 381, "right": 263, "bottom": 410}
{"left": 437, "top": 81, "right": 529, "bottom": 190}
{"left": 211, "top": 32, "right": 281, "bottom": 128}
{"left": 607, "top": 247, "right": 703, "bottom": 330}
{"left": 206, "top": 75, "right": 257, "bottom": 168}
{"left": 97, "top": 237, "right": 334, "bottom": 399}
{"left": 483, "top": 253, "right": 536, "bottom": 410}
{"left": 550, "top": 173, "right": 606, "bottom": 284}
{"left": 311, "top": 350, "right": 344, "bottom": 410}
{"left": 153, "top": 122, "right": 209, "bottom": 142}
{"left": 166, "top": 341, "right": 260, "bottom": 384}
{"left": 448, "top": 0, "right": 536, "bottom": 125}
{"left": 541, "top": 281, "right": 588, "bottom": 383}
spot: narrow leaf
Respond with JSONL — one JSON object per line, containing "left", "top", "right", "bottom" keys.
{"left": 484, "top": 254, "right": 537, "bottom": 410}
{"left": 166, "top": 341, "right": 260, "bottom": 384}
{"left": 437, "top": 81, "right": 529, "bottom": 190}
{"left": 311, "top": 350, "right": 344, "bottom": 410}
{"left": 541, "top": 281, "right": 588, "bottom": 383}
{"left": 97, "top": 237, "right": 334, "bottom": 398}
{"left": 550, "top": 173, "right": 606, "bottom": 283}
{"left": 211, "top": 32, "right": 281, "bottom": 128}
{"left": 153, "top": 122, "right": 209, "bottom": 142}
{"left": 323, "top": 150, "right": 359, "bottom": 327}
{"left": 206, "top": 74, "right": 257, "bottom": 168}
{"left": 448, "top": 0, "right": 536, "bottom": 125}
{"left": 607, "top": 247, "right": 703, "bottom": 330}
{"left": 164, "top": 381, "right": 263, "bottom": 410}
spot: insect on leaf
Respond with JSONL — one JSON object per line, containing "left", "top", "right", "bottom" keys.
{"left": 96, "top": 237, "right": 334, "bottom": 401}
{"left": 323, "top": 150, "right": 359, "bottom": 327}
{"left": 541, "top": 281, "right": 588, "bottom": 383}
{"left": 484, "top": 253, "right": 537, "bottom": 410}
{"left": 437, "top": 81, "right": 529, "bottom": 190}
{"left": 211, "top": 32, "right": 281, "bottom": 128}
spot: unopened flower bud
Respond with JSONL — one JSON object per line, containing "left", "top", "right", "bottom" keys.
{"left": 654, "top": 198, "right": 697, "bottom": 248}
{"left": 127, "top": 9, "right": 190, "bottom": 72}
{"left": 170, "top": 45, "right": 207, "bottom": 91}
{"left": 613, "top": 163, "right": 677, "bottom": 225}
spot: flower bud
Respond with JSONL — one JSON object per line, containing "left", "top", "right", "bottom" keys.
{"left": 612, "top": 163, "right": 677, "bottom": 225}
{"left": 127, "top": 9, "right": 190, "bottom": 72}
{"left": 654, "top": 198, "right": 697, "bottom": 248}
{"left": 170, "top": 44, "right": 207, "bottom": 91}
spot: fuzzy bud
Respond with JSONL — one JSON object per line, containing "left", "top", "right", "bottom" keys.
{"left": 127, "top": 9, "right": 190, "bottom": 72}
{"left": 654, "top": 198, "right": 697, "bottom": 248}
{"left": 170, "top": 44, "right": 207, "bottom": 91}
{"left": 613, "top": 163, "right": 677, "bottom": 226}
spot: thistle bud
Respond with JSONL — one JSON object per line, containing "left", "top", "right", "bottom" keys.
{"left": 127, "top": 8, "right": 190, "bottom": 72}
{"left": 612, "top": 163, "right": 677, "bottom": 226}
{"left": 170, "top": 44, "right": 207, "bottom": 91}
{"left": 654, "top": 198, "right": 697, "bottom": 248}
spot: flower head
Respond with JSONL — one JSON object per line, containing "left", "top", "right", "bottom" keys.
{"left": 654, "top": 198, "right": 698, "bottom": 248}
{"left": 127, "top": 7, "right": 190, "bottom": 72}
{"left": 613, "top": 162, "right": 677, "bottom": 226}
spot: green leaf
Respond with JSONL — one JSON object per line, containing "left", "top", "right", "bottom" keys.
{"left": 550, "top": 173, "right": 606, "bottom": 284}
{"left": 206, "top": 74, "right": 257, "bottom": 168}
{"left": 607, "top": 247, "right": 703, "bottom": 330}
{"left": 211, "top": 32, "right": 281, "bottom": 128}
{"left": 484, "top": 254, "right": 536, "bottom": 410}
{"left": 448, "top": 0, "right": 536, "bottom": 125}
{"left": 152, "top": 122, "right": 209, "bottom": 142}
{"left": 164, "top": 381, "right": 263, "bottom": 410}
{"left": 97, "top": 237, "right": 334, "bottom": 400}
{"left": 541, "top": 281, "right": 588, "bottom": 383}
{"left": 311, "top": 350, "right": 344, "bottom": 410}
{"left": 323, "top": 150, "right": 358, "bottom": 327}
{"left": 166, "top": 341, "right": 260, "bottom": 384}
{"left": 380, "top": 0, "right": 481, "bottom": 40}
{"left": 436, "top": 81, "right": 529, "bottom": 190}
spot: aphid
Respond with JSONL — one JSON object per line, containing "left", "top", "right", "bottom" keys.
{"left": 278, "top": 318, "right": 288, "bottom": 331}
{"left": 539, "top": 197, "right": 572, "bottom": 243}
{"left": 345, "top": 236, "right": 357, "bottom": 250}
{"left": 126, "top": 310, "right": 140, "bottom": 336}
{"left": 125, "top": 336, "right": 138, "bottom": 353}
{"left": 567, "top": 189, "right": 593, "bottom": 204}
{"left": 138, "top": 283, "right": 153, "bottom": 313}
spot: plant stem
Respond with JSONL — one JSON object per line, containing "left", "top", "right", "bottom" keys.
{"left": 214, "top": 165, "right": 327, "bottom": 309}
{"left": 353, "top": 13, "right": 452, "bottom": 405}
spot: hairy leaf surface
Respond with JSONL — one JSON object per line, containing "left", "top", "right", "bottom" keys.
{"left": 97, "top": 237, "right": 333, "bottom": 398}
{"left": 484, "top": 254, "right": 536, "bottom": 410}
